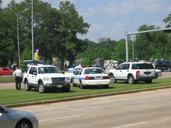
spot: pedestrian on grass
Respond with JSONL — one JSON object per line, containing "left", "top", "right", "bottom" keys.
{"left": 12, "top": 66, "right": 23, "bottom": 90}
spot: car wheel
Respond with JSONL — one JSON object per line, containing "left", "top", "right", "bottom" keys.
{"left": 38, "top": 82, "right": 45, "bottom": 93}
{"left": 103, "top": 85, "right": 109, "bottom": 88}
{"left": 168, "top": 68, "right": 171, "bottom": 72}
{"left": 108, "top": 73, "right": 116, "bottom": 83}
{"left": 24, "top": 80, "right": 31, "bottom": 91}
{"left": 146, "top": 79, "right": 152, "bottom": 83}
{"left": 71, "top": 78, "right": 76, "bottom": 87}
{"left": 155, "top": 73, "right": 158, "bottom": 78}
{"left": 80, "top": 81, "right": 84, "bottom": 89}
{"left": 128, "top": 75, "right": 135, "bottom": 84}
{"left": 16, "top": 120, "right": 32, "bottom": 128}
{"left": 63, "top": 85, "right": 70, "bottom": 92}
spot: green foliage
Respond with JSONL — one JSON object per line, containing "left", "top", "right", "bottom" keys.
{"left": 112, "top": 39, "right": 126, "bottom": 62}
{"left": 1, "top": 0, "right": 171, "bottom": 67}
{"left": 135, "top": 25, "right": 171, "bottom": 61}
{"left": 20, "top": 48, "right": 32, "bottom": 70}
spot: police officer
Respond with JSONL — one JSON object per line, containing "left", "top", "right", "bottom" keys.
{"left": 12, "top": 67, "right": 23, "bottom": 90}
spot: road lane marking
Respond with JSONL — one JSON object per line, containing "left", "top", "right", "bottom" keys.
{"left": 39, "top": 114, "right": 82, "bottom": 122}
{"left": 111, "top": 117, "right": 171, "bottom": 128}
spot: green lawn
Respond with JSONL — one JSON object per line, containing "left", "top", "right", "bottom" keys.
{"left": 1, "top": 78, "right": 171, "bottom": 106}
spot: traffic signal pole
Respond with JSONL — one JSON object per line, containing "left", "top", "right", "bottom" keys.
{"left": 125, "top": 27, "right": 171, "bottom": 62}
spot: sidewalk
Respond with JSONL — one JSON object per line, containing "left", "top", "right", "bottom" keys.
{"left": 0, "top": 82, "right": 15, "bottom": 89}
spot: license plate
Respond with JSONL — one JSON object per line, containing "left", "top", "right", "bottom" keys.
{"left": 95, "top": 76, "right": 102, "bottom": 80}
{"left": 57, "top": 85, "right": 63, "bottom": 88}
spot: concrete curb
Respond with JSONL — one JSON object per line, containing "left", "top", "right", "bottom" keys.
{"left": 8, "top": 85, "right": 171, "bottom": 108}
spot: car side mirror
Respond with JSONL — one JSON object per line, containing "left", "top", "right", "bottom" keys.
{"left": 0, "top": 106, "right": 8, "bottom": 114}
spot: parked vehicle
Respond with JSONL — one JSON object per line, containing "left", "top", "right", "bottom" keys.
{"left": 23, "top": 64, "right": 71, "bottom": 93}
{"left": 155, "top": 69, "right": 162, "bottom": 78}
{"left": 0, "top": 105, "right": 38, "bottom": 128}
{"left": 73, "top": 67, "right": 110, "bottom": 89}
{"left": 108, "top": 62, "right": 156, "bottom": 84}
{"left": 153, "top": 60, "right": 171, "bottom": 72}
{"left": 65, "top": 67, "right": 82, "bottom": 83}
{"left": 0, "top": 67, "right": 14, "bottom": 75}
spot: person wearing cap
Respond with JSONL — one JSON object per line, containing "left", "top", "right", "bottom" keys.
{"left": 12, "top": 67, "right": 23, "bottom": 90}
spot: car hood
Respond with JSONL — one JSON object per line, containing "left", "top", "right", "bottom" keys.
{"left": 7, "top": 108, "right": 37, "bottom": 121}
{"left": 38, "top": 73, "right": 67, "bottom": 78}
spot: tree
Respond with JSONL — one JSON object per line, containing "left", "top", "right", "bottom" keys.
{"left": 113, "top": 39, "right": 126, "bottom": 62}
{"left": 58, "top": 1, "right": 89, "bottom": 67}
{"left": 163, "top": 13, "right": 171, "bottom": 27}
{"left": 135, "top": 25, "right": 169, "bottom": 60}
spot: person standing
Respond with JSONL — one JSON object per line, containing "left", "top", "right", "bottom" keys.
{"left": 12, "top": 67, "right": 23, "bottom": 90}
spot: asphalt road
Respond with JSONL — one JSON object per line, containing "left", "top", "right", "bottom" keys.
{"left": 13, "top": 88, "right": 171, "bottom": 128}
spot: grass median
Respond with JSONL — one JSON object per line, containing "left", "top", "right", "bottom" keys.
{"left": 1, "top": 78, "right": 171, "bottom": 106}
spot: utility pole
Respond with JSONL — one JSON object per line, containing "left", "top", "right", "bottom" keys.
{"left": 17, "top": 14, "right": 20, "bottom": 68}
{"left": 31, "top": 0, "right": 34, "bottom": 60}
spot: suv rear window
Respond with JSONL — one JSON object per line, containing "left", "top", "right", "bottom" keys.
{"left": 132, "top": 63, "right": 154, "bottom": 69}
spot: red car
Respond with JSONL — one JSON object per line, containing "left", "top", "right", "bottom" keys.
{"left": 0, "top": 67, "right": 14, "bottom": 75}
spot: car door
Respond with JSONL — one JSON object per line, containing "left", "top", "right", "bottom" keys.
{"left": 121, "top": 64, "right": 130, "bottom": 79}
{"left": 115, "top": 64, "right": 130, "bottom": 79}
{"left": 74, "top": 69, "right": 82, "bottom": 85}
{"left": 115, "top": 64, "right": 124, "bottom": 79}
{"left": 0, "top": 107, "right": 12, "bottom": 128}
{"left": 27, "top": 67, "right": 37, "bottom": 85}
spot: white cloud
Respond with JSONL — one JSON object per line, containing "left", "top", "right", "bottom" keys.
{"left": 80, "top": 0, "right": 171, "bottom": 17}
{"left": 1, "top": 0, "right": 24, "bottom": 8}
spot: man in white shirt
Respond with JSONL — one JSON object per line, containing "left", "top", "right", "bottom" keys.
{"left": 12, "top": 67, "right": 23, "bottom": 90}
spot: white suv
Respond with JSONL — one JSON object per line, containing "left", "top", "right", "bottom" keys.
{"left": 108, "top": 62, "right": 156, "bottom": 84}
{"left": 23, "top": 64, "right": 70, "bottom": 92}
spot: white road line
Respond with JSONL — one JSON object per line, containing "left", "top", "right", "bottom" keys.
{"left": 39, "top": 114, "right": 82, "bottom": 122}
{"left": 111, "top": 121, "right": 146, "bottom": 128}
{"left": 111, "top": 117, "right": 171, "bottom": 128}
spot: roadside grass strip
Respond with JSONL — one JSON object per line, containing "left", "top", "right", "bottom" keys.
{"left": 1, "top": 78, "right": 171, "bottom": 107}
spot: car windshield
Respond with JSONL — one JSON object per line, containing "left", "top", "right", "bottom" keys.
{"left": 132, "top": 63, "right": 154, "bottom": 69}
{"left": 38, "top": 67, "right": 60, "bottom": 74}
{"left": 84, "top": 68, "right": 104, "bottom": 74}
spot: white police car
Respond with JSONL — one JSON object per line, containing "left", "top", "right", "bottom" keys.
{"left": 72, "top": 67, "right": 110, "bottom": 89}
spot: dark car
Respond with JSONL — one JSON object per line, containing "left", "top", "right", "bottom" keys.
{"left": 0, "top": 67, "right": 14, "bottom": 75}
{"left": 153, "top": 60, "right": 171, "bottom": 72}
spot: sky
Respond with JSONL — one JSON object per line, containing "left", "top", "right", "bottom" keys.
{"left": 1, "top": 0, "right": 171, "bottom": 42}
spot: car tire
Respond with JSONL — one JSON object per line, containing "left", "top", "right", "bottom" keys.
{"left": 168, "top": 68, "right": 171, "bottom": 72}
{"left": 38, "top": 82, "right": 45, "bottom": 93}
{"left": 128, "top": 75, "right": 135, "bottom": 84}
{"left": 16, "top": 119, "right": 32, "bottom": 128}
{"left": 146, "top": 79, "right": 152, "bottom": 83}
{"left": 80, "top": 81, "right": 84, "bottom": 89}
{"left": 63, "top": 85, "right": 70, "bottom": 92}
{"left": 71, "top": 78, "right": 76, "bottom": 87}
{"left": 103, "top": 85, "right": 109, "bottom": 88}
{"left": 108, "top": 73, "right": 116, "bottom": 83}
{"left": 24, "top": 80, "right": 31, "bottom": 91}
